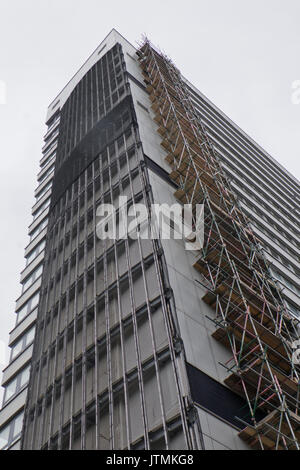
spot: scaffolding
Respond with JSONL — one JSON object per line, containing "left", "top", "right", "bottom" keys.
{"left": 138, "top": 38, "right": 300, "bottom": 450}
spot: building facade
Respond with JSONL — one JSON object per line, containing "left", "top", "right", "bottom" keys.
{"left": 0, "top": 29, "right": 299, "bottom": 450}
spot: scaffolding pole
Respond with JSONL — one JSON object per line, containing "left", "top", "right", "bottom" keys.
{"left": 138, "top": 38, "right": 300, "bottom": 450}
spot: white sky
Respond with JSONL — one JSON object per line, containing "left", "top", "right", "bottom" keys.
{"left": 0, "top": 0, "right": 299, "bottom": 398}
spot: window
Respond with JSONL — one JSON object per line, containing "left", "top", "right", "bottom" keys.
{"left": 285, "top": 300, "right": 300, "bottom": 319}
{"left": 272, "top": 269, "right": 300, "bottom": 297}
{"left": 0, "top": 412, "right": 24, "bottom": 450}
{"left": 44, "top": 128, "right": 59, "bottom": 145}
{"left": 10, "top": 326, "right": 36, "bottom": 361}
{"left": 22, "top": 264, "right": 43, "bottom": 293}
{"left": 3, "top": 365, "right": 31, "bottom": 404}
{"left": 32, "top": 198, "right": 50, "bottom": 221}
{"left": 26, "top": 239, "right": 46, "bottom": 266}
{"left": 36, "top": 181, "right": 52, "bottom": 201}
{"left": 270, "top": 249, "right": 280, "bottom": 261}
{"left": 45, "top": 121, "right": 59, "bottom": 139}
{"left": 29, "top": 217, "right": 48, "bottom": 242}
{"left": 38, "top": 164, "right": 55, "bottom": 184}
{"left": 47, "top": 112, "right": 60, "bottom": 129}
{"left": 16, "top": 291, "right": 39, "bottom": 324}
{"left": 40, "top": 151, "right": 56, "bottom": 170}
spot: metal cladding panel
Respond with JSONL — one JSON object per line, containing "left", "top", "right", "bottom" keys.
{"left": 50, "top": 96, "right": 136, "bottom": 209}
{"left": 21, "top": 43, "right": 197, "bottom": 451}
{"left": 51, "top": 42, "right": 135, "bottom": 209}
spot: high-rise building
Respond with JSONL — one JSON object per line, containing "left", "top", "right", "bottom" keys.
{"left": 0, "top": 29, "right": 299, "bottom": 451}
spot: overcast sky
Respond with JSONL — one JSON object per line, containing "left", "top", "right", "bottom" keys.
{"left": 0, "top": 0, "right": 299, "bottom": 398}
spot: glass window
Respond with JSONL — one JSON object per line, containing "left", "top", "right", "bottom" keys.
{"left": 4, "top": 377, "right": 18, "bottom": 402}
{"left": 36, "top": 181, "right": 52, "bottom": 201}
{"left": 12, "top": 414, "right": 23, "bottom": 442}
{"left": 26, "top": 239, "right": 46, "bottom": 266}
{"left": 19, "top": 366, "right": 30, "bottom": 388}
{"left": 3, "top": 366, "right": 31, "bottom": 404}
{"left": 40, "top": 151, "right": 56, "bottom": 170}
{"left": 42, "top": 138, "right": 57, "bottom": 155}
{"left": 32, "top": 198, "right": 50, "bottom": 221}
{"left": 0, "top": 425, "right": 10, "bottom": 450}
{"left": 29, "top": 217, "right": 48, "bottom": 242}
{"left": 285, "top": 300, "right": 300, "bottom": 318}
{"left": 10, "top": 326, "right": 36, "bottom": 360}
{"left": 16, "top": 292, "right": 40, "bottom": 324}
{"left": 47, "top": 112, "right": 60, "bottom": 130}
{"left": 272, "top": 270, "right": 300, "bottom": 296}
{"left": 38, "top": 164, "right": 55, "bottom": 184}
{"left": 22, "top": 264, "right": 43, "bottom": 293}
{"left": 0, "top": 412, "right": 24, "bottom": 450}
{"left": 10, "top": 339, "right": 23, "bottom": 360}
{"left": 44, "top": 128, "right": 59, "bottom": 145}
{"left": 26, "top": 327, "right": 35, "bottom": 344}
